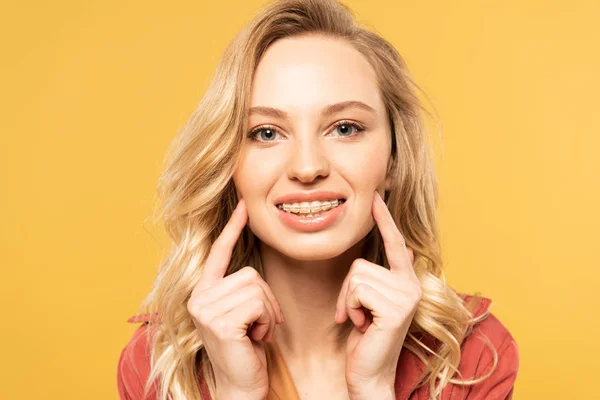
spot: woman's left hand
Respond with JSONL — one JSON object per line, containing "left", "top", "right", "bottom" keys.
{"left": 335, "top": 191, "right": 422, "bottom": 399}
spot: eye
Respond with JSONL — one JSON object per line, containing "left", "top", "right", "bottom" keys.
{"left": 247, "top": 120, "right": 366, "bottom": 143}
{"left": 329, "top": 120, "right": 365, "bottom": 138}
{"left": 247, "top": 126, "right": 282, "bottom": 142}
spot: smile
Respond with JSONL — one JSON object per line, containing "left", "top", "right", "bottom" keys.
{"left": 276, "top": 199, "right": 346, "bottom": 218}
{"left": 274, "top": 198, "right": 347, "bottom": 232}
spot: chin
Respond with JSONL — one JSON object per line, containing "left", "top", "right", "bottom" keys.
{"left": 256, "top": 230, "right": 363, "bottom": 262}
{"left": 278, "top": 243, "right": 350, "bottom": 261}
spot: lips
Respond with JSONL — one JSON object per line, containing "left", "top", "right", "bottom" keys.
{"left": 273, "top": 190, "right": 347, "bottom": 206}
{"left": 275, "top": 196, "right": 347, "bottom": 232}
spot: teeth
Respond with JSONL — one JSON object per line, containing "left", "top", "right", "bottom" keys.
{"left": 277, "top": 199, "right": 345, "bottom": 214}
{"left": 300, "top": 202, "right": 311, "bottom": 213}
{"left": 309, "top": 201, "right": 322, "bottom": 213}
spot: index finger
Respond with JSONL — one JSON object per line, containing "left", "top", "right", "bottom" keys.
{"left": 194, "top": 198, "right": 248, "bottom": 293}
{"left": 372, "top": 191, "right": 412, "bottom": 273}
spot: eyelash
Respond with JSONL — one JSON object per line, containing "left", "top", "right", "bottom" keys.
{"left": 247, "top": 120, "right": 366, "bottom": 143}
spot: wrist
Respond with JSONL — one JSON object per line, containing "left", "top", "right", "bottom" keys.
{"left": 348, "top": 384, "right": 395, "bottom": 400}
{"left": 215, "top": 383, "right": 266, "bottom": 400}
{"left": 215, "top": 389, "right": 265, "bottom": 400}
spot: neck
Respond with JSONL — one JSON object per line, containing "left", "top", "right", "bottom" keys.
{"left": 260, "top": 238, "right": 366, "bottom": 365}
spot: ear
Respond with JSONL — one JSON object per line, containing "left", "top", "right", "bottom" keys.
{"left": 384, "top": 175, "right": 393, "bottom": 191}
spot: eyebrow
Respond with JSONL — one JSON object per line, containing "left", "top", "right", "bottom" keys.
{"left": 248, "top": 100, "right": 377, "bottom": 119}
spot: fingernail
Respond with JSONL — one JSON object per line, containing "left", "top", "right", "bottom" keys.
{"left": 375, "top": 191, "right": 383, "bottom": 203}
{"left": 334, "top": 310, "right": 339, "bottom": 322}
{"left": 235, "top": 198, "right": 244, "bottom": 210}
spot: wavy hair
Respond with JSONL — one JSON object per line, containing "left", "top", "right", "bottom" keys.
{"left": 137, "top": 0, "right": 498, "bottom": 398}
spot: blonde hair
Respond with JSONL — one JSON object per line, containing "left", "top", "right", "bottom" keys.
{"left": 138, "top": 0, "right": 498, "bottom": 398}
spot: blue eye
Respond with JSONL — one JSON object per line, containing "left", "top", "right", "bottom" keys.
{"left": 330, "top": 120, "right": 365, "bottom": 137}
{"left": 247, "top": 126, "right": 281, "bottom": 142}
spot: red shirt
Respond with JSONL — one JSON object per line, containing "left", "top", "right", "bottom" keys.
{"left": 117, "top": 295, "right": 519, "bottom": 399}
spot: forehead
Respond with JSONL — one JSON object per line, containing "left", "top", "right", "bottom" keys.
{"left": 249, "top": 36, "right": 383, "bottom": 114}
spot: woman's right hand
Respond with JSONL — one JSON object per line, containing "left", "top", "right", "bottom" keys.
{"left": 187, "top": 199, "right": 284, "bottom": 400}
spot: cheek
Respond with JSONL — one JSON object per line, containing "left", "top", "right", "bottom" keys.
{"left": 233, "top": 149, "right": 282, "bottom": 225}
{"left": 358, "top": 159, "right": 388, "bottom": 186}
{"left": 233, "top": 150, "right": 273, "bottom": 196}
{"left": 334, "top": 144, "right": 389, "bottom": 189}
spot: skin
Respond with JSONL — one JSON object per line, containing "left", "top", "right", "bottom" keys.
{"left": 232, "top": 35, "right": 418, "bottom": 398}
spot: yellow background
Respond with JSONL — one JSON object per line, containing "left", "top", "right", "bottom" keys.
{"left": 1, "top": 0, "right": 598, "bottom": 398}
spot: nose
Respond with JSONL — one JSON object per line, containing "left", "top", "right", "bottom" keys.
{"left": 286, "top": 134, "right": 329, "bottom": 183}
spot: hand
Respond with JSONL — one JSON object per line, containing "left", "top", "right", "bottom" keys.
{"left": 335, "top": 191, "right": 421, "bottom": 398}
{"left": 187, "top": 199, "right": 285, "bottom": 400}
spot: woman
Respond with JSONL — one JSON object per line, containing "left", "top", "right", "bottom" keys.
{"left": 117, "top": 0, "right": 519, "bottom": 399}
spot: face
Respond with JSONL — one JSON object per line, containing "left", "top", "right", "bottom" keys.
{"left": 232, "top": 35, "right": 393, "bottom": 261}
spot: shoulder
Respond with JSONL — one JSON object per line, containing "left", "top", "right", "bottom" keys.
{"left": 458, "top": 293, "right": 518, "bottom": 362}
{"left": 448, "top": 294, "right": 519, "bottom": 398}
{"left": 396, "top": 294, "right": 520, "bottom": 399}
{"left": 117, "top": 314, "right": 159, "bottom": 400}
{"left": 117, "top": 313, "right": 213, "bottom": 400}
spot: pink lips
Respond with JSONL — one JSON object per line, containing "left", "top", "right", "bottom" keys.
{"left": 275, "top": 199, "right": 347, "bottom": 232}
{"left": 273, "top": 190, "right": 346, "bottom": 205}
